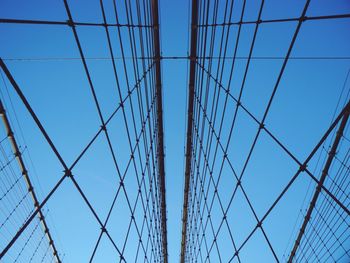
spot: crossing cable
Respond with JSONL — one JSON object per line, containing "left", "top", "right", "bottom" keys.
{"left": 1, "top": 0, "right": 166, "bottom": 260}
{"left": 0, "top": 0, "right": 348, "bottom": 262}
{"left": 187, "top": 0, "right": 247, "bottom": 260}
{"left": 114, "top": 0, "right": 164, "bottom": 260}
{"left": 189, "top": 0, "right": 243, "bottom": 261}
{"left": 290, "top": 137, "right": 350, "bottom": 259}
{"left": 192, "top": 0, "right": 225, "bottom": 260}
{"left": 191, "top": 91, "right": 263, "bottom": 261}
{"left": 190, "top": 0, "right": 217, "bottom": 259}
{"left": 188, "top": 0, "right": 240, "bottom": 259}
{"left": 63, "top": 0, "right": 148, "bottom": 259}
{"left": 62, "top": 0, "right": 166, "bottom": 261}
{"left": 288, "top": 110, "right": 350, "bottom": 261}
{"left": 224, "top": 100, "right": 350, "bottom": 262}
{"left": 190, "top": 4, "right": 350, "bottom": 235}
{"left": 70, "top": 62, "right": 154, "bottom": 169}
{"left": 182, "top": 0, "right": 350, "bottom": 261}
{"left": 134, "top": 0, "right": 162, "bottom": 259}
{"left": 0, "top": 100, "right": 61, "bottom": 262}
{"left": 299, "top": 193, "right": 350, "bottom": 262}
{"left": 13, "top": 216, "right": 42, "bottom": 263}
{"left": 184, "top": 0, "right": 279, "bottom": 261}
{"left": 295, "top": 142, "right": 350, "bottom": 261}
{"left": 187, "top": 0, "right": 231, "bottom": 260}
{"left": 92, "top": 1, "right": 160, "bottom": 261}
{"left": 190, "top": 111, "right": 241, "bottom": 262}
{"left": 191, "top": 0, "right": 221, "bottom": 259}
{"left": 87, "top": 92, "right": 158, "bottom": 262}
{"left": 195, "top": 54, "right": 350, "bottom": 261}
{"left": 196, "top": 61, "right": 350, "bottom": 212}
{"left": 193, "top": 57, "right": 350, "bottom": 263}
{"left": 0, "top": 56, "right": 152, "bottom": 260}
{"left": 0, "top": 69, "right": 48, "bottom": 235}
{"left": 0, "top": 62, "right": 154, "bottom": 262}
{"left": 0, "top": 143, "right": 34, "bottom": 231}
{"left": 192, "top": 6, "right": 270, "bottom": 256}
{"left": 189, "top": 0, "right": 250, "bottom": 261}
{"left": 125, "top": 1, "right": 162, "bottom": 258}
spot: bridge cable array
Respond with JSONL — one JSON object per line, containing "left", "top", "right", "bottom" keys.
{"left": 180, "top": 0, "right": 350, "bottom": 262}
{"left": 0, "top": 0, "right": 168, "bottom": 262}
{"left": 0, "top": 0, "right": 349, "bottom": 262}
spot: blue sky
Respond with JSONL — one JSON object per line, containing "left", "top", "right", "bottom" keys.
{"left": 0, "top": 0, "right": 350, "bottom": 262}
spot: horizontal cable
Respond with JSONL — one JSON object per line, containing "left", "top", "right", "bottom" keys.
{"left": 2, "top": 56, "right": 350, "bottom": 62}
{"left": 196, "top": 13, "right": 350, "bottom": 27}
{"left": 0, "top": 18, "right": 152, "bottom": 28}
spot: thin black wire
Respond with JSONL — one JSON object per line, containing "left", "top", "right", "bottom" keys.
{"left": 3, "top": 56, "right": 350, "bottom": 62}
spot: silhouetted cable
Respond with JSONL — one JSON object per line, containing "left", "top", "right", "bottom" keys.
{"left": 3, "top": 56, "right": 350, "bottom": 62}
{"left": 195, "top": 12, "right": 350, "bottom": 27}
{"left": 181, "top": 0, "right": 199, "bottom": 261}
{"left": 0, "top": 18, "right": 152, "bottom": 28}
{"left": 1, "top": 12, "right": 349, "bottom": 28}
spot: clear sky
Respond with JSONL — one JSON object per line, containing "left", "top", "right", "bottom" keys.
{"left": 0, "top": 0, "right": 350, "bottom": 262}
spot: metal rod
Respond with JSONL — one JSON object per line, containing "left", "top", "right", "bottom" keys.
{"left": 150, "top": 0, "right": 168, "bottom": 262}
{"left": 0, "top": 101, "right": 61, "bottom": 263}
{"left": 180, "top": 0, "right": 199, "bottom": 261}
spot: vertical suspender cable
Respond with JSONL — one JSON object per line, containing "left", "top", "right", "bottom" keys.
{"left": 150, "top": 0, "right": 168, "bottom": 262}
{"left": 180, "top": 0, "right": 199, "bottom": 262}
